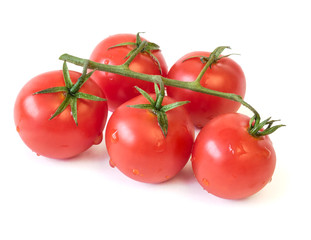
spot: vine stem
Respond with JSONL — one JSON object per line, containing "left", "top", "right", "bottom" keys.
{"left": 122, "top": 40, "right": 148, "bottom": 67}
{"left": 59, "top": 52, "right": 259, "bottom": 118}
{"left": 59, "top": 41, "right": 260, "bottom": 119}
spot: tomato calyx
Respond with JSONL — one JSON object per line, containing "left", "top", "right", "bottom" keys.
{"left": 185, "top": 46, "right": 239, "bottom": 85}
{"left": 127, "top": 80, "right": 189, "bottom": 137}
{"left": 33, "top": 61, "right": 106, "bottom": 125}
{"left": 183, "top": 46, "right": 237, "bottom": 67}
{"left": 248, "top": 115, "right": 285, "bottom": 137}
{"left": 108, "top": 32, "right": 163, "bottom": 74}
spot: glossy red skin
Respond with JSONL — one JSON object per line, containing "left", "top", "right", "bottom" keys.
{"left": 90, "top": 34, "right": 168, "bottom": 112}
{"left": 105, "top": 94, "right": 195, "bottom": 183}
{"left": 191, "top": 113, "right": 276, "bottom": 199}
{"left": 166, "top": 51, "right": 246, "bottom": 128}
{"left": 14, "top": 71, "right": 108, "bottom": 159}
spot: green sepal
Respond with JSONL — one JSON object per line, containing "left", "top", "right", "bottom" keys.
{"left": 63, "top": 61, "right": 73, "bottom": 88}
{"left": 182, "top": 46, "right": 234, "bottom": 66}
{"left": 256, "top": 124, "right": 285, "bottom": 136}
{"left": 147, "top": 51, "right": 162, "bottom": 74}
{"left": 154, "top": 83, "right": 160, "bottom": 96}
{"left": 108, "top": 42, "right": 136, "bottom": 50}
{"left": 127, "top": 104, "right": 155, "bottom": 110}
{"left": 250, "top": 117, "right": 272, "bottom": 134}
{"left": 124, "top": 48, "right": 137, "bottom": 59}
{"left": 70, "top": 67, "right": 95, "bottom": 94}
{"left": 249, "top": 115, "right": 285, "bottom": 137}
{"left": 144, "top": 42, "right": 160, "bottom": 51}
{"left": 182, "top": 55, "right": 206, "bottom": 63}
{"left": 136, "top": 32, "right": 143, "bottom": 45}
{"left": 70, "top": 97, "right": 78, "bottom": 125}
{"left": 33, "top": 86, "right": 68, "bottom": 95}
{"left": 156, "top": 110, "right": 168, "bottom": 137}
{"left": 136, "top": 32, "right": 160, "bottom": 52}
{"left": 134, "top": 86, "right": 155, "bottom": 105}
{"left": 80, "top": 70, "right": 94, "bottom": 86}
{"left": 107, "top": 32, "right": 163, "bottom": 74}
{"left": 213, "top": 46, "right": 231, "bottom": 59}
{"left": 75, "top": 92, "right": 107, "bottom": 101}
{"left": 160, "top": 101, "right": 190, "bottom": 112}
{"left": 34, "top": 62, "right": 105, "bottom": 126}
{"left": 128, "top": 84, "right": 190, "bottom": 138}
{"left": 49, "top": 94, "right": 71, "bottom": 121}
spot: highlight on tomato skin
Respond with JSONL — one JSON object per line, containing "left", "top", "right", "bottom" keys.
{"left": 14, "top": 70, "right": 108, "bottom": 159}
{"left": 191, "top": 113, "right": 276, "bottom": 200}
{"left": 89, "top": 33, "right": 168, "bottom": 112}
{"left": 166, "top": 51, "right": 246, "bottom": 128}
{"left": 105, "top": 94, "right": 195, "bottom": 184}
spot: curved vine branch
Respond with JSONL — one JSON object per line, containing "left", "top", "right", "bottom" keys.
{"left": 59, "top": 41, "right": 284, "bottom": 136}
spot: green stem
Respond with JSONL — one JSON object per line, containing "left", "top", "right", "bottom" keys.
{"left": 70, "top": 60, "right": 90, "bottom": 94}
{"left": 194, "top": 46, "right": 230, "bottom": 85}
{"left": 193, "top": 55, "right": 217, "bottom": 85}
{"left": 122, "top": 41, "right": 148, "bottom": 67}
{"left": 154, "top": 75, "right": 165, "bottom": 110}
{"left": 59, "top": 53, "right": 259, "bottom": 117}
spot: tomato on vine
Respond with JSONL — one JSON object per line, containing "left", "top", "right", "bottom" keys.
{"left": 191, "top": 113, "right": 280, "bottom": 199}
{"left": 14, "top": 62, "right": 108, "bottom": 159}
{"left": 90, "top": 33, "right": 168, "bottom": 111}
{"left": 166, "top": 48, "right": 246, "bottom": 128}
{"left": 58, "top": 40, "right": 285, "bottom": 198}
{"left": 105, "top": 83, "right": 194, "bottom": 183}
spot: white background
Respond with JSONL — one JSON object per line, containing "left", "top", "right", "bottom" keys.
{"left": 1, "top": 0, "right": 310, "bottom": 239}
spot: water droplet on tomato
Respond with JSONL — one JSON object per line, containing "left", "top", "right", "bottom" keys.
{"left": 36, "top": 153, "right": 40, "bottom": 157}
{"left": 202, "top": 178, "right": 209, "bottom": 187}
{"left": 109, "top": 159, "right": 116, "bottom": 168}
{"left": 228, "top": 144, "right": 235, "bottom": 154}
{"left": 132, "top": 169, "right": 140, "bottom": 175}
{"left": 16, "top": 126, "right": 20, "bottom": 133}
{"left": 104, "top": 59, "right": 110, "bottom": 65}
{"left": 111, "top": 129, "right": 119, "bottom": 143}
{"left": 93, "top": 132, "right": 103, "bottom": 145}
{"left": 154, "top": 138, "right": 166, "bottom": 153}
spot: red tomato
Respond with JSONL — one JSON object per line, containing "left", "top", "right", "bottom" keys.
{"left": 191, "top": 113, "right": 276, "bottom": 199}
{"left": 90, "top": 33, "right": 168, "bottom": 112}
{"left": 166, "top": 51, "right": 246, "bottom": 128}
{"left": 14, "top": 70, "right": 108, "bottom": 159}
{"left": 105, "top": 94, "right": 195, "bottom": 183}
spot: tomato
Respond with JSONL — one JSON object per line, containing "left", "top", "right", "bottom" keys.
{"left": 166, "top": 51, "right": 246, "bottom": 128}
{"left": 14, "top": 70, "right": 108, "bottom": 159}
{"left": 90, "top": 33, "right": 168, "bottom": 112}
{"left": 191, "top": 113, "right": 276, "bottom": 199}
{"left": 105, "top": 94, "right": 195, "bottom": 183}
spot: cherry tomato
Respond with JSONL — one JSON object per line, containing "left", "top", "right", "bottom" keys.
{"left": 166, "top": 51, "right": 246, "bottom": 128}
{"left": 105, "top": 94, "right": 195, "bottom": 183}
{"left": 191, "top": 113, "right": 276, "bottom": 199}
{"left": 90, "top": 33, "right": 168, "bottom": 112}
{"left": 14, "top": 70, "right": 108, "bottom": 159}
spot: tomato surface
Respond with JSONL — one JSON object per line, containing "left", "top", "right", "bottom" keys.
{"left": 105, "top": 94, "right": 195, "bottom": 183}
{"left": 191, "top": 113, "right": 276, "bottom": 199}
{"left": 90, "top": 33, "right": 168, "bottom": 112}
{"left": 166, "top": 51, "right": 246, "bottom": 128}
{"left": 14, "top": 70, "right": 108, "bottom": 159}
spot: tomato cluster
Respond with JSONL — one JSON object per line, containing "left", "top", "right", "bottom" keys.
{"left": 14, "top": 33, "right": 278, "bottom": 200}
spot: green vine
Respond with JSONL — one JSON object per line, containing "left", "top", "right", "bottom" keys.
{"left": 59, "top": 40, "right": 284, "bottom": 136}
